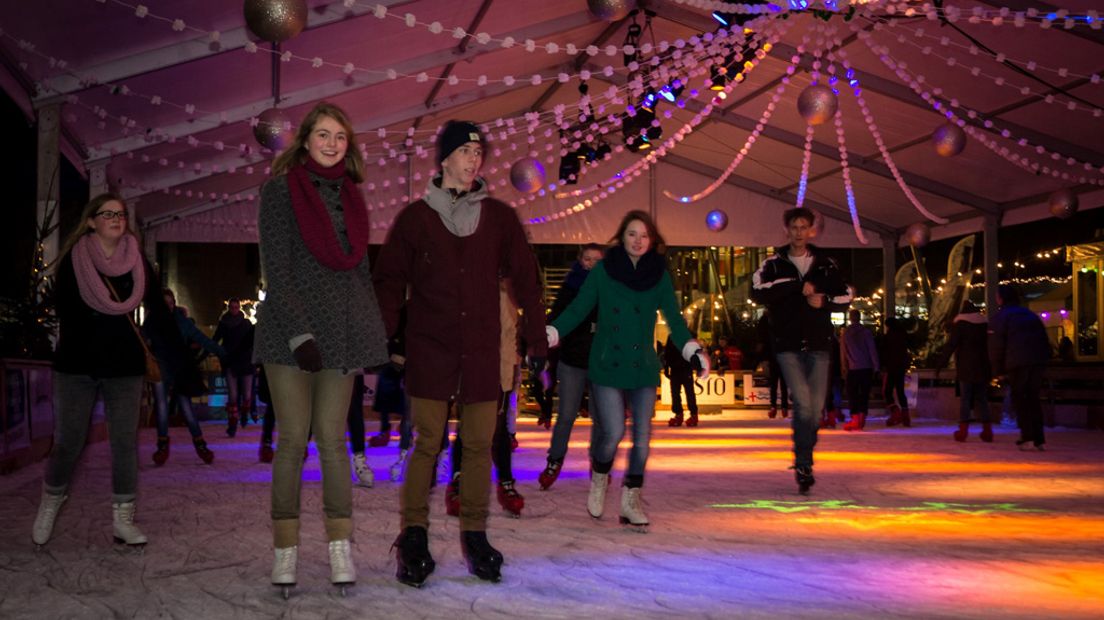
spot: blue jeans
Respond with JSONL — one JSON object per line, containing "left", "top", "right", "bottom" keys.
{"left": 153, "top": 381, "right": 203, "bottom": 438}
{"left": 590, "top": 384, "right": 655, "bottom": 486}
{"left": 547, "top": 362, "right": 595, "bottom": 463}
{"left": 775, "top": 351, "right": 829, "bottom": 468}
{"left": 959, "top": 380, "right": 990, "bottom": 423}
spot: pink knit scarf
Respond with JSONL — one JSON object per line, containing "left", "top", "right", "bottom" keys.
{"left": 71, "top": 233, "right": 146, "bottom": 315}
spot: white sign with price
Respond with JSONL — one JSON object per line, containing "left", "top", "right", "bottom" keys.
{"left": 660, "top": 374, "right": 737, "bottom": 406}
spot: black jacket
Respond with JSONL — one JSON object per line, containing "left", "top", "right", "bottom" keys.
{"left": 941, "top": 312, "right": 990, "bottom": 383}
{"left": 548, "top": 261, "right": 596, "bottom": 369}
{"left": 53, "top": 252, "right": 172, "bottom": 378}
{"left": 989, "top": 303, "right": 1051, "bottom": 374}
{"left": 750, "top": 245, "right": 851, "bottom": 353}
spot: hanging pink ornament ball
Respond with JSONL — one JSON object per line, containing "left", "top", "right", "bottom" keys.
{"left": 510, "top": 158, "right": 546, "bottom": 194}
{"left": 904, "top": 222, "right": 931, "bottom": 248}
{"left": 797, "top": 84, "right": 838, "bottom": 126}
{"left": 1048, "top": 189, "right": 1079, "bottom": 219}
{"left": 253, "top": 107, "right": 294, "bottom": 151}
{"left": 931, "top": 123, "right": 967, "bottom": 157}
{"left": 706, "top": 210, "right": 728, "bottom": 232}
{"left": 244, "top": 0, "right": 308, "bottom": 43}
{"left": 587, "top": 0, "right": 638, "bottom": 22}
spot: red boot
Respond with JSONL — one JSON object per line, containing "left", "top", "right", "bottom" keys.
{"left": 225, "top": 404, "right": 239, "bottom": 438}
{"left": 843, "top": 413, "right": 866, "bottom": 432}
{"left": 979, "top": 422, "right": 994, "bottom": 443}
{"left": 152, "top": 436, "right": 170, "bottom": 466}
{"left": 668, "top": 412, "right": 683, "bottom": 427}
{"left": 685, "top": 413, "right": 699, "bottom": 427}
{"left": 496, "top": 480, "right": 525, "bottom": 517}
{"left": 445, "top": 474, "right": 460, "bottom": 517}
{"left": 768, "top": 407, "right": 778, "bottom": 419}
{"left": 901, "top": 408, "right": 912, "bottom": 427}
{"left": 193, "top": 437, "right": 215, "bottom": 464}
{"left": 781, "top": 408, "right": 790, "bottom": 419}
{"left": 953, "top": 422, "right": 968, "bottom": 442}
{"left": 259, "top": 440, "right": 274, "bottom": 463}
{"left": 539, "top": 460, "right": 562, "bottom": 490}
{"left": 368, "top": 429, "right": 392, "bottom": 448}
{"left": 886, "top": 404, "right": 903, "bottom": 427}
{"left": 819, "top": 410, "right": 838, "bottom": 429}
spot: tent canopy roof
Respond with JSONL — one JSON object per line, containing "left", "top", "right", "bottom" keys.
{"left": 3, "top": 0, "right": 1102, "bottom": 247}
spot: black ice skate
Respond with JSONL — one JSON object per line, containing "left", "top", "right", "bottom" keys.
{"left": 393, "top": 526, "right": 435, "bottom": 588}
{"left": 794, "top": 466, "right": 815, "bottom": 495}
{"left": 461, "top": 530, "right": 503, "bottom": 583}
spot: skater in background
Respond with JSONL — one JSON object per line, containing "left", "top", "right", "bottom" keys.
{"left": 147, "top": 287, "right": 225, "bottom": 466}
{"left": 539, "top": 243, "right": 603, "bottom": 491}
{"left": 820, "top": 328, "right": 842, "bottom": 428}
{"left": 751, "top": 208, "right": 852, "bottom": 494}
{"left": 757, "top": 311, "right": 789, "bottom": 419}
{"left": 882, "top": 317, "right": 912, "bottom": 427}
{"left": 257, "top": 365, "right": 276, "bottom": 462}
{"left": 374, "top": 120, "right": 547, "bottom": 586}
{"left": 33, "top": 193, "right": 170, "bottom": 549}
{"left": 989, "top": 285, "right": 1051, "bottom": 451}
{"left": 347, "top": 374, "right": 372, "bottom": 487}
{"left": 936, "top": 301, "right": 991, "bottom": 442}
{"left": 840, "top": 309, "right": 879, "bottom": 432}
{"left": 445, "top": 278, "right": 527, "bottom": 518}
{"left": 664, "top": 333, "right": 699, "bottom": 428}
{"left": 213, "top": 297, "right": 256, "bottom": 436}
{"left": 254, "top": 101, "right": 389, "bottom": 595}
{"left": 548, "top": 210, "right": 709, "bottom": 530}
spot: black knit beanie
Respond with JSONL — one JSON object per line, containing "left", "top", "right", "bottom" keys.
{"left": 436, "top": 120, "right": 485, "bottom": 165}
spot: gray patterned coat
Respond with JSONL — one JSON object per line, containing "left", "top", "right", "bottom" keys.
{"left": 253, "top": 173, "right": 389, "bottom": 371}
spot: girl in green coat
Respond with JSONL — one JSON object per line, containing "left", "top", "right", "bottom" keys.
{"left": 547, "top": 210, "right": 710, "bottom": 530}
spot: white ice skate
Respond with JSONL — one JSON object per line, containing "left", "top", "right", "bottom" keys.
{"left": 619, "top": 486, "right": 649, "bottom": 531}
{"left": 112, "top": 502, "right": 148, "bottom": 548}
{"left": 353, "top": 452, "right": 373, "bottom": 488}
{"left": 390, "top": 449, "right": 409, "bottom": 482}
{"left": 587, "top": 471, "right": 610, "bottom": 519}
{"left": 329, "top": 539, "right": 356, "bottom": 596}
{"left": 272, "top": 546, "right": 298, "bottom": 599}
{"left": 32, "top": 491, "right": 67, "bottom": 548}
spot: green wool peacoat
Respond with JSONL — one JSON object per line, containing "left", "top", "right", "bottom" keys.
{"left": 552, "top": 260, "right": 694, "bottom": 390}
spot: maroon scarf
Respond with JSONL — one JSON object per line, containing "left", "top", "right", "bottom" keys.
{"left": 287, "top": 157, "right": 370, "bottom": 271}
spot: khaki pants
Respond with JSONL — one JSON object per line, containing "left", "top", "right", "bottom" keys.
{"left": 402, "top": 397, "right": 497, "bottom": 532}
{"left": 266, "top": 364, "right": 355, "bottom": 547}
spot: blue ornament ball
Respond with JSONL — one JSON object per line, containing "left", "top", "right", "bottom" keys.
{"left": 706, "top": 210, "right": 728, "bottom": 232}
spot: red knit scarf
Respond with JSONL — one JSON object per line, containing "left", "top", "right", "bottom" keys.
{"left": 287, "top": 157, "right": 370, "bottom": 271}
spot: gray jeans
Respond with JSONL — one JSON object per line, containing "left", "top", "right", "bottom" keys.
{"left": 45, "top": 372, "right": 144, "bottom": 504}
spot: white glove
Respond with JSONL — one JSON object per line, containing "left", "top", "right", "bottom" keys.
{"left": 682, "top": 339, "right": 710, "bottom": 379}
{"left": 546, "top": 325, "right": 560, "bottom": 348}
{"left": 693, "top": 350, "right": 711, "bottom": 380}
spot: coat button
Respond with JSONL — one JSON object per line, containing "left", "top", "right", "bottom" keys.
{"left": 613, "top": 345, "right": 620, "bottom": 351}
{"left": 613, "top": 307, "right": 620, "bottom": 314}
{"left": 613, "top": 326, "right": 619, "bottom": 332}
{"left": 633, "top": 362, "right": 639, "bottom": 368}
{"left": 613, "top": 362, "right": 619, "bottom": 368}
{"left": 634, "top": 306, "right": 640, "bottom": 313}
{"left": 633, "top": 344, "right": 639, "bottom": 350}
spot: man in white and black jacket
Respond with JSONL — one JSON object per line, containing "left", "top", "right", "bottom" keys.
{"left": 751, "top": 208, "right": 852, "bottom": 494}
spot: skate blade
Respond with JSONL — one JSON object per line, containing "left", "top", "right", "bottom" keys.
{"left": 113, "top": 537, "right": 148, "bottom": 547}
{"left": 618, "top": 517, "right": 649, "bottom": 532}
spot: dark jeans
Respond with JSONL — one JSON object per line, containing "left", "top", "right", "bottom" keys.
{"left": 769, "top": 358, "right": 789, "bottom": 409}
{"left": 959, "top": 380, "right": 991, "bottom": 423}
{"left": 153, "top": 380, "right": 203, "bottom": 438}
{"left": 262, "top": 402, "right": 276, "bottom": 444}
{"left": 885, "top": 367, "right": 908, "bottom": 410}
{"left": 46, "top": 372, "right": 144, "bottom": 504}
{"left": 775, "top": 351, "right": 829, "bottom": 468}
{"left": 669, "top": 370, "right": 697, "bottom": 415}
{"left": 547, "top": 362, "right": 595, "bottom": 463}
{"left": 1008, "top": 364, "right": 1045, "bottom": 445}
{"left": 347, "top": 374, "right": 366, "bottom": 454}
{"left": 846, "top": 368, "right": 873, "bottom": 415}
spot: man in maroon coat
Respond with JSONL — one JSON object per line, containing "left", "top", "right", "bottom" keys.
{"left": 374, "top": 120, "right": 546, "bottom": 586}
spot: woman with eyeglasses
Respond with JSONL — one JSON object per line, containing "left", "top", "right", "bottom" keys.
{"left": 32, "top": 193, "right": 173, "bottom": 550}
{"left": 254, "top": 101, "right": 389, "bottom": 596}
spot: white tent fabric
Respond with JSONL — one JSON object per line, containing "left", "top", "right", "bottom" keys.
{"left": 3, "top": 0, "right": 1102, "bottom": 248}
